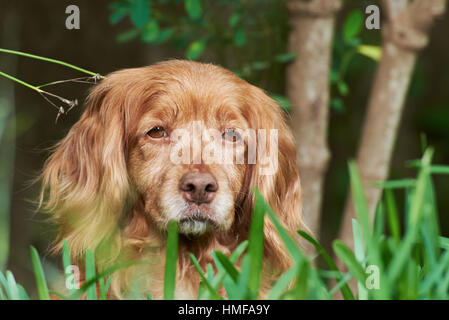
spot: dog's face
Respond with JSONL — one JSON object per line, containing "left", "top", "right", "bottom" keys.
{"left": 40, "top": 60, "right": 303, "bottom": 269}
{"left": 127, "top": 71, "right": 251, "bottom": 236}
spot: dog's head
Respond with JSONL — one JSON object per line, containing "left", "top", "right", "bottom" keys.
{"left": 40, "top": 60, "right": 303, "bottom": 265}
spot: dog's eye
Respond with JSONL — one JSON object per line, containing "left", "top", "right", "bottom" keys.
{"left": 222, "top": 129, "right": 241, "bottom": 142}
{"left": 147, "top": 126, "right": 167, "bottom": 139}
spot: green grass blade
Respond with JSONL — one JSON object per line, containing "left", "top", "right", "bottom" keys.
{"left": 372, "top": 179, "right": 416, "bottom": 189}
{"left": 62, "top": 240, "right": 71, "bottom": 271}
{"left": 373, "top": 202, "right": 385, "bottom": 240}
{"left": 298, "top": 230, "right": 354, "bottom": 300}
{"left": 99, "top": 276, "right": 111, "bottom": 300}
{"left": 385, "top": 189, "right": 401, "bottom": 246}
{"left": 0, "top": 271, "right": 10, "bottom": 299}
{"left": 348, "top": 161, "right": 387, "bottom": 298}
{"left": 439, "top": 237, "right": 449, "bottom": 249}
{"left": 348, "top": 161, "right": 372, "bottom": 248}
{"left": 214, "top": 251, "right": 239, "bottom": 282}
{"left": 98, "top": 277, "right": 106, "bottom": 300}
{"left": 17, "top": 285, "right": 30, "bottom": 300}
{"left": 85, "top": 249, "right": 97, "bottom": 300}
{"left": 387, "top": 149, "right": 434, "bottom": 284}
{"left": 69, "top": 259, "right": 150, "bottom": 300}
{"left": 292, "top": 261, "right": 308, "bottom": 299}
{"left": 247, "top": 191, "right": 265, "bottom": 298}
{"left": 206, "top": 264, "right": 214, "bottom": 282}
{"left": 199, "top": 240, "right": 248, "bottom": 300}
{"left": 253, "top": 189, "right": 329, "bottom": 298}
{"left": 436, "top": 266, "right": 449, "bottom": 299}
{"left": 164, "top": 220, "right": 179, "bottom": 300}
{"left": 0, "top": 286, "right": 6, "bottom": 300}
{"left": 420, "top": 249, "right": 449, "bottom": 294}
{"left": 254, "top": 189, "right": 303, "bottom": 262}
{"left": 329, "top": 272, "right": 353, "bottom": 297}
{"left": 189, "top": 253, "right": 221, "bottom": 300}
{"left": 30, "top": 246, "right": 50, "bottom": 300}
{"left": 6, "top": 271, "right": 20, "bottom": 300}
{"left": 333, "top": 240, "right": 366, "bottom": 285}
{"left": 62, "top": 239, "right": 76, "bottom": 296}
{"left": 352, "top": 219, "right": 368, "bottom": 300}
{"left": 267, "top": 263, "right": 299, "bottom": 300}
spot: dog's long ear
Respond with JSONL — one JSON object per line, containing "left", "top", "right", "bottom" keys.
{"left": 241, "top": 85, "right": 305, "bottom": 272}
{"left": 39, "top": 79, "right": 130, "bottom": 264}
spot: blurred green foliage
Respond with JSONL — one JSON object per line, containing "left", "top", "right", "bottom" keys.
{"left": 108, "top": 0, "right": 295, "bottom": 103}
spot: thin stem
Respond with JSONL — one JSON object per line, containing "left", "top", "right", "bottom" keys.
{"left": 0, "top": 69, "right": 78, "bottom": 116}
{"left": 37, "top": 75, "right": 100, "bottom": 89}
{"left": 0, "top": 70, "right": 43, "bottom": 93}
{"left": 0, "top": 48, "right": 104, "bottom": 78}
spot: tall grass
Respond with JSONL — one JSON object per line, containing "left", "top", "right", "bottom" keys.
{"left": 1, "top": 148, "right": 449, "bottom": 300}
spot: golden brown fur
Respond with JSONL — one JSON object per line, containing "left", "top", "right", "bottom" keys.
{"left": 39, "top": 60, "right": 305, "bottom": 299}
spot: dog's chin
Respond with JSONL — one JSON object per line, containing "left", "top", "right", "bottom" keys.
{"left": 177, "top": 204, "right": 218, "bottom": 236}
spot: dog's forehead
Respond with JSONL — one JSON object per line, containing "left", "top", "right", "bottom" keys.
{"left": 139, "top": 77, "right": 248, "bottom": 128}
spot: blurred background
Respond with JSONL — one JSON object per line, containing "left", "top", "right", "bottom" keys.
{"left": 0, "top": 0, "right": 448, "bottom": 296}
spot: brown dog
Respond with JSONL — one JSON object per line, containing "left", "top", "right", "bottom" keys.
{"left": 40, "top": 60, "right": 304, "bottom": 299}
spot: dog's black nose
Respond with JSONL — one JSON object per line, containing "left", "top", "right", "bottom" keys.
{"left": 179, "top": 172, "right": 218, "bottom": 204}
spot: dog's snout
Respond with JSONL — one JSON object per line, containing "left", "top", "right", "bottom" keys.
{"left": 179, "top": 172, "right": 218, "bottom": 204}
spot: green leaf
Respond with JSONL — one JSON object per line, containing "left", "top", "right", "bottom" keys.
{"left": 141, "top": 20, "right": 160, "bottom": 43}
{"left": 293, "top": 261, "right": 309, "bottom": 299}
{"left": 186, "top": 39, "right": 206, "bottom": 60}
{"left": 352, "top": 219, "right": 368, "bottom": 300}
{"left": 343, "top": 10, "right": 364, "bottom": 42}
{"left": 153, "top": 28, "right": 174, "bottom": 44}
{"left": 99, "top": 276, "right": 111, "bottom": 300}
{"left": 189, "top": 253, "right": 221, "bottom": 300}
{"left": 251, "top": 61, "right": 270, "bottom": 70}
{"left": 387, "top": 149, "right": 434, "bottom": 284}
{"left": 0, "top": 285, "right": 6, "bottom": 300}
{"left": 274, "top": 53, "right": 297, "bottom": 63}
{"left": 116, "top": 29, "right": 141, "bottom": 43}
{"left": 85, "top": 250, "right": 97, "bottom": 300}
{"left": 385, "top": 190, "right": 401, "bottom": 245}
{"left": 6, "top": 271, "right": 20, "bottom": 300}
{"left": 185, "top": 0, "right": 202, "bottom": 19}
{"left": 331, "top": 97, "right": 345, "bottom": 113}
{"left": 337, "top": 81, "right": 349, "bottom": 96}
{"left": 267, "top": 263, "right": 299, "bottom": 299}
{"left": 234, "top": 27, "right": 246, "bottom": 47}
{"left": 0, "top": 271, "right": 10, "bottom": 299}
{"left": 357, "top": 45, "right": 382, "bottom": 61}
{"left": 214, "top": 252, "right": 239, "bottom": 282}
{"left": 164, "top": 220, "right": 179, "bottom": 300}
{"left": 333, "top": 240, "right": 366, "bottom": 284}
{"left": 373, "top": 179, "right": 416, "bottom": 190}
{"left": 298, "top": 230, "right": 354, "bottom": 300}
{"left": 17, "top": 285, "right": 30, "bottom": 300}
{"left": 229, "top": 13, "right": 241, "bottom": 27}
{"left": 62, "top": 239, "right": 77, "bottom": 296}
{"left": 30, "top": 246, "right": 50, "bottom": 300}
{"left": 348, "top": 161, "right": 372, "bottom": 248}
{"left": 62, "top": 240, "right": 71, "bottom": 273}
{"left": 129, "top": 0, "right": 151, "bottom": 28}
{"left": 198, "top": 241, "right": 248, "bottom": 300}
{"left": 69, "top": 260, "right": 150, "bottom": 300}
{"left": 247, "top": 192, "right": 265, "bottom": 297}
{"left": 109, "top": 7, "right": 129, "bottom": 25}
{"left": 255, "top": 189, "right": 303, "bottom": 263}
